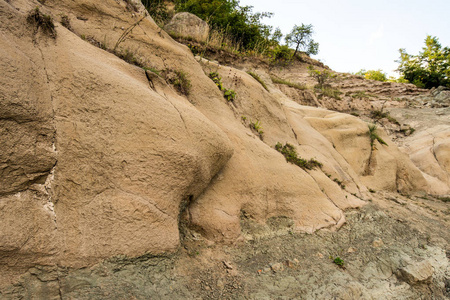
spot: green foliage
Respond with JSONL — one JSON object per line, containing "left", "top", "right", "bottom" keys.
{"left": 368, "top": 124, "right": 388, "bottom": 149}
{"left": 27, "top": 7, "right": 56, "bottom": 38}
{"left": 142, "top": 0, "right": 170, "bottom": 26}
{"left": 208, "top": 71, "right": 237, "bottom": 101}
{"left": 332, "top": 257, "right": 345, "bottom": 267}
{"left": 355, "top": 69, "right": 387, "bottom": 82}
{"left": 250, "top": 120, "right": 263, "bottom": 136}
{"left": 224, "top": 89, "right": 236, "bottom": 101}
{"left": 270, "top": 76, "right": 307, "bottom": 90}
{"left": 396, "top": 35, "right": 450, "bottom": 89}
{"left": 308, "top": 66, "right": 335, "bottom": 88}
{"left": 175, "top": 0, "right": 275, "bottom": 52}
{"left": 209, "top": 72, "right": 224, "bottom": 90}
{"left": 275, "top": 142, "right": 322, "bottom": 170}
{"left": 247, "top": 71, "right": 268, "bottom": 91}
{"left": 269, "top": 45, "right": 293, "bottom": 63}
{"left": 285, "top": 24, "right": 319, "bottom": 56}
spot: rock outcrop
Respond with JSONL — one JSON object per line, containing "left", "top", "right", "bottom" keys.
{"left": 164, "top": 12, "right": 209, "bottom": 42}
{"left": 0, "top": 0, "right": 448, "bottom": 296}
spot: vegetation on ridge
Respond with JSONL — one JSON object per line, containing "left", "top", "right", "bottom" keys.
{"left": 397, "top": 35, "right": 450, "bottom": 89}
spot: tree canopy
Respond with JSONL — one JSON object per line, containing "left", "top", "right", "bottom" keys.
{"left": 285, "top": 24, "right": 319, "bottom": 56}
{"left": 396, "top": 35, "right": 450, "bottom": 89}
{"left": 174, "top": 0, "right": 274, "bottom": 51}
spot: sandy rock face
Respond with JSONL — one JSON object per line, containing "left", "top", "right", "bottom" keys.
{"left": 0, "top": 0, "right": 447, "bottom": 287}
{"left": 164, "top": 12, "right": 210, "bottom": 42}
{"left": 0, "top": 0, "right": 233, "bottom": 271}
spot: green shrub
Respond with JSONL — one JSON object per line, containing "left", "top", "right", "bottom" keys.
{"left": 27, "top": 7, "right": 56, "bottom": 38}
{"left": 224, "top": 89, "right": 236, "bottom": 101}
{"left": 269, "top": 45, "right": 293, "bottom": 62}
{"left": 247, "top": 71, "right": 269, "bottom": 91}
{"left": 355, "top": 69, "right": 387, "bottom": 82}
{"left": 175, "top": 0, "right": 275, "bottom": 52}
{"left": 332, "top": 257, "right": 345, "bottom": 267}
{"left": 209, "top": 72, "right": 224, "bottom": 90}
{"left": 397, "top": 35, "right": 450, "bottom": 89}
{"left": 275, "top": 142, "right": 322, "bottom": 170}
{"left": 308, "top": 66, "right": 335, "bottom": 88}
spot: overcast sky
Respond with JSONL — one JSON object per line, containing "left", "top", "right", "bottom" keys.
{"left": 239, "top": 0, "right": 450, "bottom": 77}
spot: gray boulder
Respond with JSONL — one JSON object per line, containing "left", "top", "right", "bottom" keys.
{"left": 164, "top": 12, "right": 209, "bottom": 43}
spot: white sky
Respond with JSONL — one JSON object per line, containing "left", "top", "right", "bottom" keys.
{"left": 239, "top": 0, "right": 450, "bottom": 77}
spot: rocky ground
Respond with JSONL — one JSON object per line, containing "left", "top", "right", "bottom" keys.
{"left": 2, "top": 192, "right": 448, "bottom": 299}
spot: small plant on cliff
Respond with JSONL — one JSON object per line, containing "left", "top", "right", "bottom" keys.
{"left": 332, "top": 256, "right": 345, "bottom": 268}
{"left": 250, "top": 120, "right": 264, "bottom": 137}
{"left": 165, "top": 69, "right": 192, "bottom": 96}
{"left": 60, "top": 14, "right": 72, "bottom": 31}
{"left": 368, "top": 124, "right": 388, "bottom": 150}
{"left": 27, "top": 7, "right": 57, "bottom": 38}
{"left": 224, "top": 89, "right": 236, "bottom": 101}
{"left": 275, "top": 142, "right": 322, "bottom": 170}
{"left": 209, "top": 72, "right": 224, "bottom": 91}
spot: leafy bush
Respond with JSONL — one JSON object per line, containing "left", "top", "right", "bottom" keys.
{"left": 27, "top": 7, "right": 56, "bottom": 38}
{"left": 269, "top": 45, "right": 292, "bottom": 62}
{"left": 397, "top": 35, "right": 450, "bottom": 88}
{"left": 209, "top": 72, "right": 224, "bottom": 90}
{"left": 333, "top": 257, "right": 345, "bottom": 267}
{"left": 308, "top": 66, "right": 335, "bottom": 88}
{"left": 355, "top": 69, "right": 387, "bottom": 82}
{"left": 247, "top": 71, "right": 268, "bottom": 91}
{"left": 224, "top": 89, "right": 236, "bottom": 101}
{"left": 275, "top": 142, "right": 322, "bottom": 170}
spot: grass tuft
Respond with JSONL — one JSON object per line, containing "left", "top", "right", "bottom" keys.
{"left": 27, "top": 7, "right": 56, "bottom": 38}
{"left": 247, "top": 71, "right": 269, "bottom": 91}
{"left": 275, "top": 142, "right": 322, "bottom": 170}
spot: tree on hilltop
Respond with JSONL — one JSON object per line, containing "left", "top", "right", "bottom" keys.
{"left": 396, "top": 35, "right": 450, "bottom": 89}
{"left": 285, "top": 23, "right": 319, "bottom": 56}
